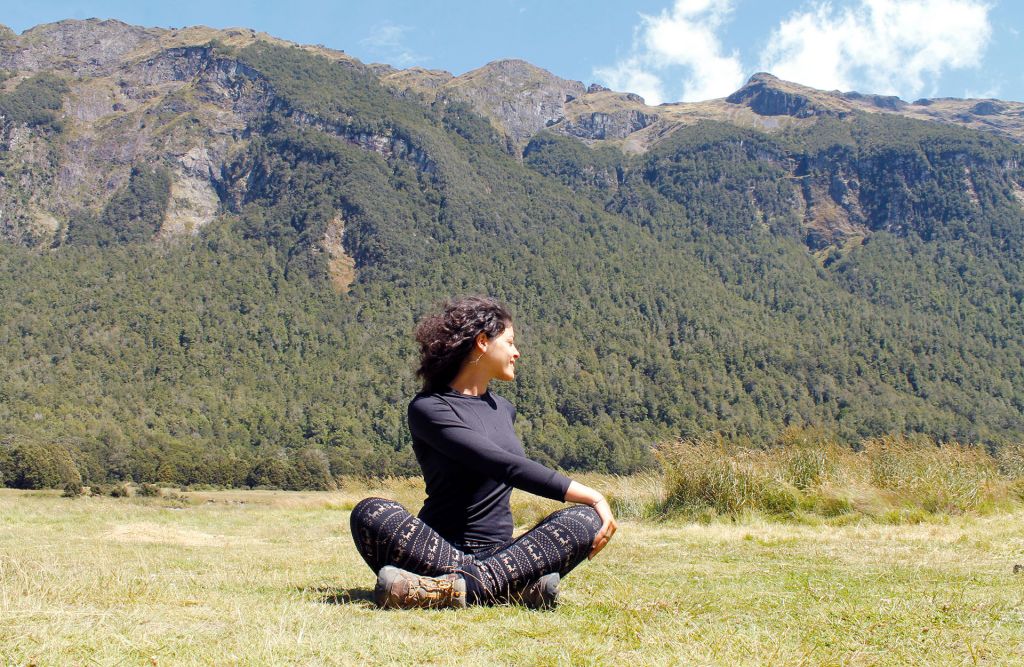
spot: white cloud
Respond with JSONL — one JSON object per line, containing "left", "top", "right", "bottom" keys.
{"left": 594, "top": 0, "right": 746, "bottom": 104}
{"left": 360, "top": 22, "right": 423, "bottom": 68}
{"left": 592, "top": 57, "right": 667, "bottom": 106}
{"left": 964, "top": 84, "right": 1002, "bottom": 99}
{"left": 760, "top": 0, "right": 992, "bottom": 99}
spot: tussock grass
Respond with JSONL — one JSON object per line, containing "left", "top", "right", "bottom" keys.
{"left": 657, "top": 428, "right": 1022, "bottom": 522}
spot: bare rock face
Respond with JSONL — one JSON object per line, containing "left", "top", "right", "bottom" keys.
{"left": 1, "top": 19, "right": 160, "bottom": 76}
{"left": 60, "top": 43, "right": 271, "bottom": 232}
{"left": 560, "top": 108, "right": 659, "bottom": 141}
{"left": 971, "top": 101, "right": 1005, "bottom": 116}
{"left": 437, "top": 59, "right": 586, "bottom": 150}
{"left": 840, "top": 91, "right": 907, "bottom": 111}
{"left": 159, "top": 148, "right": 221, "bottom": 238}
{"left": 321, "top": 215, "right": 356, "bottom": 293}
{"left": 727, "top": 73, "right": 835, "bottom": 118}
{"left": 0, "top": 119, "right": 65, "bottom": 245}
{"left": 387, "top": 61, "right": 658, "bottom": 147}
{"left": 161, "top": 170, "right": 220, "bottom": 238}
{"left": 67, "top": 79, "right": 121, "bottom": 123}
{"left": 0, "top": 20, "right": 283, "bottom": 247}
{"left": 123, "top": 45, "right": 275, "bottom": 120}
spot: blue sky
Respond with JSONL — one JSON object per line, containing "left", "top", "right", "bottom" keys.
{"left": 5, "top": 1, "right": 1023, "bottom": 103}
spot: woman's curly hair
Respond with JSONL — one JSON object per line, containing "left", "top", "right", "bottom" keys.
{"left": 415, "top": 296, "right": 513, "bottom": 392}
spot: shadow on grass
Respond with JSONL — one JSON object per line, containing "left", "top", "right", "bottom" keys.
{"left": 304, "top": 585, "right": 376, "bottom": 605}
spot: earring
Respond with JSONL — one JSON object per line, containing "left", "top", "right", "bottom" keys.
{"left": 470, "top": 353, "right": 483, "bottom": 365}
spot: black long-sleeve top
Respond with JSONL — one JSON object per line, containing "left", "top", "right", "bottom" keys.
{"left": 408, "top": 389, "right": 572, "bottom": 546}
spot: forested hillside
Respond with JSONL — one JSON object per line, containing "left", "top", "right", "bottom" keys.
{"left": 1, "top": 20, "right": 1022, "bottom": 488}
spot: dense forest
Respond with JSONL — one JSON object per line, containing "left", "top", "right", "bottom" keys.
{"left": 1, "top": 34, "right": 1023, "bottom": 489}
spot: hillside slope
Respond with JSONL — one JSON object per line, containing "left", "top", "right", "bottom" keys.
{"left": 0, "top": 20, "right": 1022, "bottom": 487}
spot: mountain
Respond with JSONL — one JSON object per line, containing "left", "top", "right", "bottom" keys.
{"left": 1, "top": 20, "right": 1022, "bottom": 488}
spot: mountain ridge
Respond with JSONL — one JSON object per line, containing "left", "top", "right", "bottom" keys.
{"left": 4, "top": 19, "right": 1023, "bottom": 154}
{"left": 2, "top": 18, "right": 1022, "bottom": 249}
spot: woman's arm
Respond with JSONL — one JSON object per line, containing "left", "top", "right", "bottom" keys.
{"left": 565, "top": 480, "right": 618, "bottom": 559}
{"left": 409, "top": 398, "right": 571, "bottom": 500}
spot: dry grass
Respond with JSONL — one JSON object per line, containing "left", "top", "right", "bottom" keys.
{"left": 3, "top": 481, "right": 1024, "bottom": 665}
{"left": 657, "top": 430, "right": 1022, "bottom": 522}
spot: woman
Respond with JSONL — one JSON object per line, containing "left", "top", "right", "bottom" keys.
{"left": 350, "top": 296, "right": 617, "bottom": 609}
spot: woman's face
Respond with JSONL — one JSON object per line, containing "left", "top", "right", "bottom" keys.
{"left": 478, "top": 324, "right": 519, "bottom": 382}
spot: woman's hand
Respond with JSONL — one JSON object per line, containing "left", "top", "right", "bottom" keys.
{"left": 587, "top": 496, "right": 617, "bottom": 559}
{"left": 564, "top": 481, "right": 618, "bottom": 559}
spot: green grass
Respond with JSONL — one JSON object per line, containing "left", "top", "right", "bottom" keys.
{"left": 2, "top": 480, "right": 1024, "bottom": 665}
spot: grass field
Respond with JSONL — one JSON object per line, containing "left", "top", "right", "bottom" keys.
{"left": 2, "top": 477, "right": 1024, "bottom": 666}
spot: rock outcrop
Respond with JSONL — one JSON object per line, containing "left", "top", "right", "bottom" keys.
{"left": 559, "top": 108, "right": 658, "bottom": 140}
{"left": 726, "top": 73, "right": 847, "bottom": 118}
{"left": 0, "top": 22, "right": 283, "bottom": 246}
{"left": 382, "top": 67, "right": 454, "bottom": 101}
{"left": 0, "top": 19, "right": 160, "bottom": 76}
{"left": 436, "top": 59, "right": 586, "bottom": 149}
{"left": 159, "top": 148, "right": 221, "bottom": 238}
{"left": 840, "top": 91, "right": 906, "bottom": 111}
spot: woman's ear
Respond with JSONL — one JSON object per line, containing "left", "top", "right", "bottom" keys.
{"left": 475, "top": 331, "right": 489, "bottom": 352}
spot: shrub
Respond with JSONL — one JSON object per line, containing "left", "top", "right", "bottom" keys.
{"left": 291, "top": 448, "right": 336, "bottom": 491}
{"left": 62, "top": 481, "right": 84, "bottom": 497}
{"left": 0, "top": 72, "right": 69, "bottom": 131}
{"left": 90, "top": 483, "right": 129, "bottom": 497}
{"left": 800, "top": 488, "right": 854, "bottom": 517}
{"left": 247, "top": 452, "right": 294, "bottom": 490}
{"left": 0, "top": 444, "right": 13, "bottom": 486}
{"left": 137, "top": 483, "right": 161, "bottom": 497}
{"left": 8, "top": 441, "right": 82, "bottom": 490}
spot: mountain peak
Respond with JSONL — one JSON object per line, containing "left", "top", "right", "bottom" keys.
{"left": 437, "top": 59, "right": 586, "bottom": 148}
{"left": 478, "top": 58, "right": 538, "bottom": 70}
{"left": 457, "top": 58, "right": 579, "bottom": 88}
{"left": 745, "top": 72, "right": 782, "bottom": 85}
{"left": 9, "top": 18, "right": 161, "bottom": 75}
{"left": 726, "top": 73, "right": 850, "bottom": 118}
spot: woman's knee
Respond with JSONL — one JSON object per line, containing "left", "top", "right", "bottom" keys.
{"left": 542, "top": 504, "right": 602, "bottom": 538}
{"left": 352, "top": 496, "right": 387, "bottom": 514}
{"left": 350, "top": 497, "right": 404, "bottom": 529}
{"left": 568, "top": 504, "right": 602, "bottom": 532}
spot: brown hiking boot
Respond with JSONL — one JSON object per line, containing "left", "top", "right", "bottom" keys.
{"left": 374, "top": 566, "right": 468, "bottom": 609}
{"left": 511, "top": 572, "right": 560, "bottom": 610}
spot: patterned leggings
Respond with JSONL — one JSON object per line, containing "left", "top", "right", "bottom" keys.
{"left": 350, "top": 497, "right": 601, "bottom": 605}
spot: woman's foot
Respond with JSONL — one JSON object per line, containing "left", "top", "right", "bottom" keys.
{"left": 514, "top": 572, "right": 560, "bottom": 610}
{"left": 374, "top": 565, "right": 467, "bottom": 609}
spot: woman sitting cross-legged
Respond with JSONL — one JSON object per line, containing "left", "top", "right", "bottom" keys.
{"left": 350, "top": 296, "right": 617, "bottom": 609}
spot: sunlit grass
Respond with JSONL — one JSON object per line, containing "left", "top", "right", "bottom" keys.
{"left": 3, "top": 479, "right": 1024, "bottom": 665}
